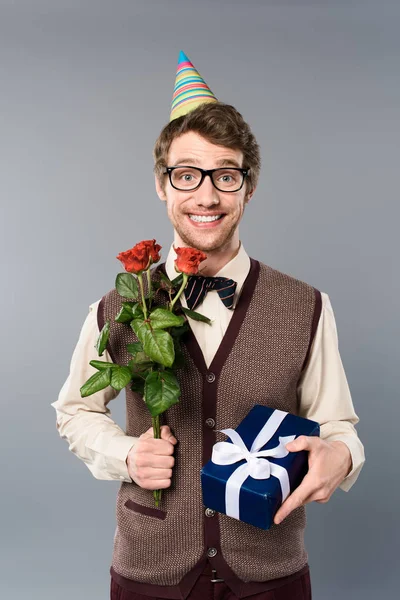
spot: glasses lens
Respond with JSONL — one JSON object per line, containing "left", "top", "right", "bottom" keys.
{"left": 212, "top": 169, "right": 244, "bottom": 191}
{"left": 170, "top": 167, "right": 202, "bottom": 190}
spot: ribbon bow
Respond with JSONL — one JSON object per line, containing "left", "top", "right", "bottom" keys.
{"left": 211, "top": 409, "right": 296, "bottom": 520}
{"left": 185, "top": 275, "right": 237, "bottom": 310}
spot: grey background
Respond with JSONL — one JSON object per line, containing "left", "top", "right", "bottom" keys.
{"left": 1, "top": 0, "right": 398, "bottom": 598}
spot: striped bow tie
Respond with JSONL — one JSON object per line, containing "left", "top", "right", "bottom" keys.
{"left": 184, "top": 275, "right": 237, "bottom": 311}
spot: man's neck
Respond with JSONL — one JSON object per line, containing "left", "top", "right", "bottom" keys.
{"left": 199, "top": 244, "right": 241, "bottom": 276}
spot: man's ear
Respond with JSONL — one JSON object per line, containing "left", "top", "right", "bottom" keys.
{"left": 245, "top": 186, "right": 256, "bottom": 204}
{"left": 155, "top": 175, "right": 167, "bottom": 202}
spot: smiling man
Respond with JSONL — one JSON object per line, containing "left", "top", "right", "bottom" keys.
{"left": 52, "top": 51, "right": 365, "bottom": 600}
{"left": 156, "top": 130, "right": 252, "bottom": 269}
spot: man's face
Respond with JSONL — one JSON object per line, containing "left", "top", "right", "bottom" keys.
{"left": 155, "top": 131, "right": 255, "bottom": 253}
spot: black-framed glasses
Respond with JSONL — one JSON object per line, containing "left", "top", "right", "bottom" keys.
{"left": 163, "top": 166, "right": 250, "bottom": 193}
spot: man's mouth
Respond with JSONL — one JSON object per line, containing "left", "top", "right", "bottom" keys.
{"left": 188, "top": 214, "right": 224, "bottom": 223}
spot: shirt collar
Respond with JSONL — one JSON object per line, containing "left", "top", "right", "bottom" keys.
{"left": 165, "top": 241, "right": 251, "bottom": 307}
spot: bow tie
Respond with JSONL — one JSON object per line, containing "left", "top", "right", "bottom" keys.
{"left": 184, "top": 275, "right": 237, "bottom": 311}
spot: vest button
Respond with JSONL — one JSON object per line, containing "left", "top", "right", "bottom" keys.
{"left": 207, "top": 547, "right": 218, "bottom": 558}
{"left": 205, "top": 508, "right": 216, "bottom": 517}
{"left": 205, "top": 418, "right": 215, "bottom": 428}
{"left": 206, "top": 372, "right": 216, "bottom": 383}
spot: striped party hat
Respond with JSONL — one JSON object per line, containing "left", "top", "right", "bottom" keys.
{"left": 170, "top": 50, "right": 218, "bottom": 122}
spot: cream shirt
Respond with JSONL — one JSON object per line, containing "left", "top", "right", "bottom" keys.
{"left": 51, "top": 243, "right": 365, "bottom": 493}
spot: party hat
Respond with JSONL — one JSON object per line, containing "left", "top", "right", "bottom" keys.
{"left": 170, "top": 50, "right": 218, "bottom": 122}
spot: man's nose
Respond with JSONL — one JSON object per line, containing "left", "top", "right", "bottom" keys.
{"left": 193, "top": 174, "right": 220, "bottom": 206}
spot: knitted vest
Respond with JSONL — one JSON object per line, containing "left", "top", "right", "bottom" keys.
{"left": 99, "top": 259, "right": 322, "bottom": 598}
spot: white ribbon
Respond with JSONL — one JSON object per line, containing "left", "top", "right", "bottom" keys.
{"left": 211, "top": 409, "right": 296, "bottom": 520}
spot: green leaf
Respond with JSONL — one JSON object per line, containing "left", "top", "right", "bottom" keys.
{"left": 115, "top": 307, "right": 131, "bottom": 323}
{"left": 128, "top": 350, "right": 153, "bottom": 376}
{"left": 146, "top": 330, "right": 175, "bottom": 367}
{"left": 131, "top": 319, "right": 150, "bottom": 345}
{"left": 128, "top": 358, "right": 152, "bottom": 377}
{"left": 95, "top": 320, "right": 110, "bottom": 357}
{"left": 170, "top": 321, "right": 190, "bottom": 338}
{"left": 89, "top": 360, "right": 119, "bottom": 370}
{"left": 144, "top": 370, "right": 181, "bottom": 417}
{"left": 115, "top": 302, "right": 143, "bottom": 323}
{"left": 122, "top": 301, "right": 137, "bottom": 309}
{"left": 149, "top": 308, "right": 185, "bottom": 330}
{"left": 130, "top": 377, "right": 145, "bottom": 396}
{"left": 171, "top": 273, "right": 183, "bottom": 287}
{"left": 158, "top": 272, "right": 175, "bottom": 289}
{"left": 171, "top": 338, "right": 185, "bottom": 370}
{"left": 181, "top": 307, "right": 212, "bottom": 325}
{"left": 126, "top": 341, "right": 143, "bottom": 355}
{"left": 116, "top": 272, "right": 139, "bottom": 299}
{"left": 134, "top": 351, "right": 153, "bottom": 366}
{"left": 115, "top": 304, "right": 134, "bottom": 323}
{"left": 131, "top": 303, "right": 144, "bottom": 318}
{"left": 131, "top": 320, "right": 175, "bottom": 367}
{"left": 110, "top": 366, "right": 133, "bottom": 391}
{"left": 80, "top": 368, "right": 112, "bottom": 397}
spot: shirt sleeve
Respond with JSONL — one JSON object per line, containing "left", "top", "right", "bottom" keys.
{"left": 50, "top": 299, "right": 139, "bottom": 482}
{"left": 297, "top": 292, "right": 365, "bottom": 492}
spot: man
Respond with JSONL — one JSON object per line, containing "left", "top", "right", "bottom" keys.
{"left": 52, "top": 51, "right": 365, "bottom": 600}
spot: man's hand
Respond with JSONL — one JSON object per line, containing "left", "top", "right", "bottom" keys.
{"left": 273, "top": 436, "right": 352, "bottom": 525}
{"left": 126, "top": 425, "right": 178, "bottom": 490}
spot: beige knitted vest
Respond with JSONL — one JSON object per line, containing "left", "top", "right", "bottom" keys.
{"left": 99, "top": 259, "right": 321, "bottom": 597}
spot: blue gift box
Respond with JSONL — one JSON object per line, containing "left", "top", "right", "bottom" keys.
{"left": 200, "top": 405, "right": 320, "bottom": 530}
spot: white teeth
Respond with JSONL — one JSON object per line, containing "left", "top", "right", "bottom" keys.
{"left": 189, "top": 214, "right": 223, "bottom": 223}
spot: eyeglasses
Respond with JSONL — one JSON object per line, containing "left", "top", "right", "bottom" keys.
{"left": 163, "top": 166, "right": 250, "bottom": 193}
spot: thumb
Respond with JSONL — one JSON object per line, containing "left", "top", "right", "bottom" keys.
{"left": 141, "top": 426, "right": 156, "bottom": 439}
{"left": 285, "top": 435, "right": 310, "bottom": 452}
{"left": 160, "top": 425, "right": 178, "bottom": 444}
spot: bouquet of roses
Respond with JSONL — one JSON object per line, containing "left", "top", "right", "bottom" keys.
{"left": 80, "top": 239, "right": 210, "bottom": 506}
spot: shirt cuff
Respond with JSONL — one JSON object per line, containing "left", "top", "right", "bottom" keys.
{"left": 323, "top": 432, "right": 365, "bottom": 492}
{"left": 103, "top": 435, "right": 139, "bottom": 483}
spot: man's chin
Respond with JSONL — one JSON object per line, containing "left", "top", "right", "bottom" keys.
{"left": 177, "top": 229, "right": 234, "bottom": 253}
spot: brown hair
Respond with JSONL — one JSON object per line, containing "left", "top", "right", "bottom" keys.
{"left": 152, "top": 102, "right": 261, "bottom": 197}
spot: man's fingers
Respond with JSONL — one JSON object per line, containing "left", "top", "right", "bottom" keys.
{"left": 285, "top": 435, "right": 318, "bottom": 453}
{"left": 128, "top": 427, "right": 177, "bottom": 490}
{"left": 274, "top": 473, "right": 315, "bottom": 524}
{"left": 139, "top": 466, "right": 173, "bottom": 480}
{"left": 140, "top": 425, "right": 178, "bottom": 445}
{"left": 160, "top": 425, "right": 178, "bottom": 444}
{"left": 135, "top": 453, "right": 175, "bottom": 469}
{"left": 138, "top": 438, "right": 176, "bottom": 456}
{"left": 138, "top": 478, "right": 172, "bottom": 491}
{"left": 140, "top": 426, "right": 156, "bottom": 439}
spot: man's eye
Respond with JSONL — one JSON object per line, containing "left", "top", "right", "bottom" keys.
{"left": 217, "top": 174, "right": 235, "bottom": 183}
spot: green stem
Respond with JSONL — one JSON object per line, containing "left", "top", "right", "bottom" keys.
{"left": 137, "top": 272, "right": 148, "bottom": 319}
{"left": 169, "top": 273, "right": 188, "bottom": 311}
{"left": 152, "top": 414, "right": 162, "bottom": 507}
{"left": 146, "top": 268, "right": 152, "bottom": 307}
{"left": 152, "top": 414, "right": 160, "bottom": 438}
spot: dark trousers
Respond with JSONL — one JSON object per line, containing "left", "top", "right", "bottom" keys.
{"left": 110, "top": 563, "right": 312, "bottom": 600}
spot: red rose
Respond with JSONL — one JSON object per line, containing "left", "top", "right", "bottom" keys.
{"left": 174, "top": 246, "right": 207, "bottom": 275}
{"left": 116, "top": 239, "right": 161, "bottom": 274}
{"left": 143, "top": 239, "right": 162, "bottom": 264}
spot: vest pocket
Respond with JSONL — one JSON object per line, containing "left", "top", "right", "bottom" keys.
{"left": 124, "top": 498, "right": 167, "bottom": 520}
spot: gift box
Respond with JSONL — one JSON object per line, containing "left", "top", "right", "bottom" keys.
{"left": 200, "top": 405, "right": 320, "bottom": 530}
